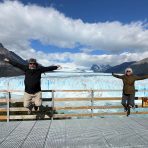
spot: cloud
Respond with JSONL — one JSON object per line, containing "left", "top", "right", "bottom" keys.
{"left": 0, "top": 0, "right": 148, "bottom": 68}
{"left": 66, "top": 51, "right": 148, "bottom": 67}
{"left": 20, "top": 50, "right": 148, "bottom": 67}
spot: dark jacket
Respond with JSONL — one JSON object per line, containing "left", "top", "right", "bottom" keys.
{"left": 9, "top": 60, "right": 58, "bottom": 94}
{"left": 112, "top": 73, "right": 148, "bottom": 94}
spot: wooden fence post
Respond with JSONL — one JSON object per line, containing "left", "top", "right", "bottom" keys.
{"left": 7, "top": 92, "right": 11, "bottom": 122}
{"left": 91, "top": 90, "right": 94, "bottom": 118}
{"left": 51, "top": 90, "right": 55, "bottom": 119}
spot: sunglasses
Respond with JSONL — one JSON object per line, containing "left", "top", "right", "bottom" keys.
{"left": 126, "top": 71, "right": 131, "bottom": 73}
{"left": 29, "top": 63, "right": 36, "bottom": 65}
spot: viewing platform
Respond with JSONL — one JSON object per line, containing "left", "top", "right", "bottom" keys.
{"left": 0, "top": 89, "right": 148, "bottom": 147}
{"left": 0, "top": 117, "right": 148, "bottom": 148}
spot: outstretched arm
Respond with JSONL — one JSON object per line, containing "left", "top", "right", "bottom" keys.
{"left": 40, "top": 65, "right": 62, "bottom": 73}
{"left": 4, "top": 58, "right": 27, "bottom": 71}
{"left": 112, "top": 73, "right": 124, "bottom": 79}
{"left": 134, "top": 75, "right": 148, "bottom": 80}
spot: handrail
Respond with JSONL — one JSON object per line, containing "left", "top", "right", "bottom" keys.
{"left": 0, "top": 89, "right": 148, "bottom": 122}
{"left": 0, "top": 89, "right": 148, "bottom": 93}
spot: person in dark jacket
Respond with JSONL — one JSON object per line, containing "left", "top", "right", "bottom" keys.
{"left": 112, "top": 68, "right": 148, "bottom": 112}
{"left": 4, "top": 58, "right": 61, "bottom": 114}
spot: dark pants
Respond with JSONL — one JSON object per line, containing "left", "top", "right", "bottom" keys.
{"left": 121, "top": 93, "right": 135, "bottom": 108}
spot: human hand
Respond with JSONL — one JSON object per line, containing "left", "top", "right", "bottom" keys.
{"left": 4, "top": 58, "right": 9, "bottom": 62}
{"left": 57, "top": 65, "right": 62, "bottom": 70}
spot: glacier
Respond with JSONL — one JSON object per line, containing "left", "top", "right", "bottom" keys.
{"left": 0, "top": 72, "right": 148, "bottom": 115}
{"left": 0, "top": 72, "right": 148, "bottom": 96}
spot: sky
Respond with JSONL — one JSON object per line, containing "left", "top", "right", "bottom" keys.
{"left": 0, "top": 0, "right": 148, "bottom": 69}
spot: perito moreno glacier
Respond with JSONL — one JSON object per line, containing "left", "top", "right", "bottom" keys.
{"left": 0, "top": 72, "right": 148, "bottom": 115}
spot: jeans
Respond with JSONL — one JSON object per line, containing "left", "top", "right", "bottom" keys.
{"left": 121, "top": 93, "right": 135, "bottom": 108}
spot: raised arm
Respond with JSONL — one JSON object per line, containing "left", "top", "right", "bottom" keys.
{"left": 112, "top": 73, "right": 124, "bottom": 79}
{"left": 4, "top": 58, "right": 27, "bottom": 71}
{"left": 40, "top": 65, "right": 61, "bottom": 73}
{"left": 134, "top": 75, "right": 148, "bottom": 80}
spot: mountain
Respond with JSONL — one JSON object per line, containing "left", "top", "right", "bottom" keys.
{"left": 105, "top": 58, "right": 148, "bottom": 75}
{"left": 91, "top": 64, "right": 111, "bottom": 72}
{"left": 1, "top": 43, "right": 148, "bottom": 77}
{"left": 130, "top": 58, "right": 148, "bottom": 75}
{"left": 0, "top": 43, "right": 27, "bottom": 77}
{"left": 105, "top": 61, "right": 136, "bottom": 73}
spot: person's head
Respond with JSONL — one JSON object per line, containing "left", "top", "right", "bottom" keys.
{"left": 28, "top": 58, "right": 38, "bottom": 69}
{"left": 125, "top": 68, "right": 133, "bottom": 76}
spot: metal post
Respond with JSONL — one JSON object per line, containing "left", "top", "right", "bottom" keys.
{"left": 143, "top": 88, "right": 146, "bottom": 107}
{"left": 91, "top": 90, "right": 94, "bottom": 118}
{"left": 142, "top": 97, "right": 144, "bottom": 107}
{"left": 7, "top": 92, "right": 11, "bottom": 123}
{"left": 51, "top": 90, "right": 55, "bottom": 119}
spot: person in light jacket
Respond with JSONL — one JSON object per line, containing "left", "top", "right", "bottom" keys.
{"left": 112, "top": 68, "right": 148, "bottom": 112}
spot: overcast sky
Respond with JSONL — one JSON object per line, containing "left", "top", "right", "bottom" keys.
{"left": 0, "top": 0, "right": 148, "bottom": 68}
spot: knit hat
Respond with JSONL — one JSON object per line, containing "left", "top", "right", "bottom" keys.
{"left": 28, "top": 58, "right": 37, "bottom": 64}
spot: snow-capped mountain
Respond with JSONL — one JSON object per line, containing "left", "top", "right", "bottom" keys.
{"left": 105, "top": 61, "right": 136, "bottom": 73}
{"left": 90, "top": 64, "right": 111, "bottom": 72}
{"left": 106, "top": 58, "right": 148, "bottom": 75}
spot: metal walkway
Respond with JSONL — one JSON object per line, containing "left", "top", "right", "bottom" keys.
{"left": 0, "top": 117, "right": 148, "bottom": 148}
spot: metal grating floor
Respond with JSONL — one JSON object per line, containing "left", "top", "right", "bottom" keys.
{"left": 0, "top": 117, "right": 148, "bottom": 148}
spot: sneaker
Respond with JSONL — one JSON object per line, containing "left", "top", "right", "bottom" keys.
{"left": 127, "top": 107, "right": 130, "bottom": 116}
{"left": 28, "top": 110, "right": 32, "bottom": 115}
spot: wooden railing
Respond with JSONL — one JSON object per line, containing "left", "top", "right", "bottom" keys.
{"left": 0, "top": 90, "right": 148, "bottom": 122}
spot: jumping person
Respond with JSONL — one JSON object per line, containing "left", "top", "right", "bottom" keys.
{"left": 4, "top": 58, "right": 61, "bottom": 115}
{"left": 112, "top": 68, "right": 148, "bottom": 116}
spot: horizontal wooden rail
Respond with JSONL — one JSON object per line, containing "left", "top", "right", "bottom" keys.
{"left": 0, "top": 108, "right": 7, "bottom": 112}
{"left": 54, "top": 97, "right": 142, "bottom": 101}
{"left": 0, "top": 104, "right": 144, "bottom": 112}
{"left": 0, "top": 98, "right": 52, "bottom": 103}
{"left": 0, "top": 90, "right": 51, "bottom": 93}
{"left": 0, "top": 97, "right": 142, "bottom": 103}
{"left": 54, "top": 105, "right": 143, "bottom": 110}
{"left": 0, "top": 99, "right": 7, "bottom": 103}
{"left": 54, "top": 106, "right": 124, "bottom": 110}
{"left": 0, "top": 90, "right": 23, "bottom": 93}
{"left": 52, "top": 90, "right": 148, "bottom": 92}
{"left": 10, "top": 98, "right": 53, "bottom": 103}
{"left": 0, "top": 116, "right": 7, "bottom": 120}
{"left": 0, "top": 89, "right": 148, "bottom": 93}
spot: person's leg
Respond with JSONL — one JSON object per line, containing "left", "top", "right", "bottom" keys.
{"left": 129, "top": 94, "right": 135, "bottom": 108}
{"left": 33, "top": 91, "right": 42, "bottom": 111}
{"left": 121, "top": 94, "right": 128, "bottom": 111}
{"left": 126, "top": 94, "right": 135, "bottom": 116}
{"left": 24, "top": 92, "right": 33, "bottom": 114}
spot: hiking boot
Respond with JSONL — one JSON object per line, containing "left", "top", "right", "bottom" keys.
{"left": 127, "top": 107, "right": 130, "bottom": 116}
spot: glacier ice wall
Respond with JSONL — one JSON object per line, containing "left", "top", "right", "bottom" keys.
{"left": 0, "top": 72, "right": 148, "bottom": 114}
{"left": 0, "top": 72, "right": 148, "bottom": 98}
